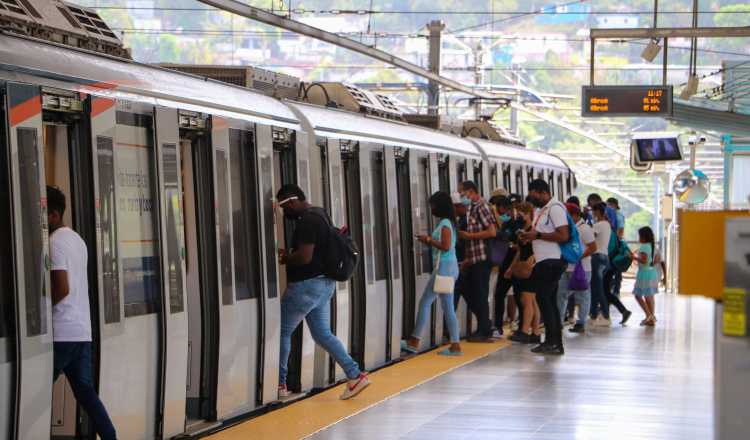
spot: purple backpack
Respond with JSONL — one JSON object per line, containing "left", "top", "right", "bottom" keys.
{"left": 568, "top": 261, "right": 589, "bottom": 291}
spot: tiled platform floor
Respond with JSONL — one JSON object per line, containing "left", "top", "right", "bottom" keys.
{"left": 311, "top": 293, "right": 715, "bottom": 440}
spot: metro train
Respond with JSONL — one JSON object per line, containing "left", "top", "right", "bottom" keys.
{"left": 0, "top": 32, "right": 574, "bottom": 440}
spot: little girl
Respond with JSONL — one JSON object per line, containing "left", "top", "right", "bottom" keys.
{"left": 631, "top": 226, "right": 660, "bottom": 326}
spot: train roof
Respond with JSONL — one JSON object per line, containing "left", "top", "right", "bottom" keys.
{"left": 471, "top": 138, "right": 568, "bottom": 170}
{"left": 287, "top": 101, "right": 483, "bottom": 158}
{"left": 0, "top": 33, "right": 300, "bottom": 128}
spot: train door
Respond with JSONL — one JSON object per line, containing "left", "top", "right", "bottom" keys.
{"left": 89, "top": 100, "right": 164, "bottom": 439}
{"left": 0, "top": 89, "right": 14, "bottom": 440}
{"left": 322, "top": 138, "right": 350, "bottom": 383}
{"left": 1, "top": 82, "right": 51, "bottom": 440}
{"left": 340, "top": 141, "right": 365, "bottom": 365}
{"left": 178, "top": 111, "right": 220, "bottom": 432}
{"left": 464, "top": 162, "right": 478, "bottom": 335}
{"left": 383, "top": 146, "right": 403, "bottom": 362}
{"left": 395, "top": 150, "right": 416, "bottom": 347}
{"left": 3, "top": 82, "right": 53, "bottom": 440}
{"left": 272, "top": 128, "right": 316, "bottom": 396}
{"left": 213, "top": 119, "right": 266, "bottom": 421}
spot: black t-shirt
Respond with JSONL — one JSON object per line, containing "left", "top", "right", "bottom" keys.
{"left": 287, "top": 207, "right": 329, "bottom": 283}
{"left": 456, "top": 215, "right": 468, "bottom": 263}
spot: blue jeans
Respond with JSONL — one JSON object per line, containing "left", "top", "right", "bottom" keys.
{"left": 590, "top": 254, "right": 610, "bottom": 319}
{"left": 413, "top": 260, "right": 460, "bottom": 344}
{"left": 557, "top": 271, "right": 591, "bottom": 326}
{"left": 279, "top": 277, "right": 360, "bottom": 385}
{"left": 53, "top": 342, "right": 117, "bottom": 440}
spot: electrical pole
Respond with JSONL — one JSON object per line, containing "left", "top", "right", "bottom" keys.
{"left": 427, "top": 20, "right": 445, "bottom": 115}
{"left": 474, "top": 41, "right": 484, "bottom": 118}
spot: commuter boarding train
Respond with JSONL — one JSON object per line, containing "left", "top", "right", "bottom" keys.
{"left": 0, "top": 32, "right": 574, "bottom": 439}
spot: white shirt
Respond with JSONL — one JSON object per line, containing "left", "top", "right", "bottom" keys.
{"left": 532, "top": 199, "right": 568, "bottom": 262}
{"left": 592, "top": 220, "right": 611, "bottom": 256}
{"left": 50, "top": 227, "right": 92, "bottom": 342}
{"left": 569, "top": 220, "right": 595, "bottom": 272}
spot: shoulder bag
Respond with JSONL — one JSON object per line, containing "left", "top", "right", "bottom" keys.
{"left": 432, "top": 249, "right": 456, "bottom": 294}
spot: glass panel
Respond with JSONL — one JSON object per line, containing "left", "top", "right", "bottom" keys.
{"left": 260, "top": 151, "right": 277, "bottom": 299}
{"left": 162, "top": 142, "right": 184, "bottom": 313}
{"left": 730, "top": 155, "right": 750, "bottom": 209}
{"left": 229, "top": 129, "right": 262, "bottom": 301}
{"left": 115, "top": 109, "right": 161, "bottom": 317}
{"left": 17, "top": 128, "right": 47, "bottom": 336}
{"left": 216, "top": 149, "right": 233, "bottom": 305}
{"left": 0, "top": 129, "right": 15, "bottom": 339}
{"left": 418, "top": 158, "right": 432, "bottom": 274}
{"left": 96, "top": 136, "right": 121, "bottom": 323}
{"left": 371, "top": 150, "right": 388, "bottom": 281}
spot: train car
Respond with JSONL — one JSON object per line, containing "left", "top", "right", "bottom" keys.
{"left": 0, "top": 32, "right": 573, "bottom": 440}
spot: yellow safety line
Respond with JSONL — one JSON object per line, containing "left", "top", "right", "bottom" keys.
{"left": 207, "top": 340, "right": 510, "bottom": 440}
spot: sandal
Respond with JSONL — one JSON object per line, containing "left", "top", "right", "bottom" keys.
{"left": 438, "top": 348, "right": 463, "bottom": 356}
{"left": 400, "top": 340, "right": 418, "bottom": 354}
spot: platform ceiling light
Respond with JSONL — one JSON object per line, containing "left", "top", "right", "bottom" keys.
{"left": 679, "top": 75, "right": 700, "bottom": 100}
{"left": 641, "top": 38, "right": 662, "bottom": 62}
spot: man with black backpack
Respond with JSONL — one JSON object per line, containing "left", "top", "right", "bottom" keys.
{"left": 276, "top": 184, "right": 369, "bottom": 400}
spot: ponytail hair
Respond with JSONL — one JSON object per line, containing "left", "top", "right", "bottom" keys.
{"left": 638, "top": 226, "right": 656, "bottom": 266}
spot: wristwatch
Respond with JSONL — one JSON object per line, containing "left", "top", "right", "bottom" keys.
{"left": 536, "top": 231, "right": 542, "bottom": 239}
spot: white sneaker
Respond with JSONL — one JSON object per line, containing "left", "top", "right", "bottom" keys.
{"left": 278, "top": 384, "right": 291, "bottom": 399}
{"left": 491, "top": 329, "right": 503, "bottom": 339}
{"left": 340, "top": 373, "right": 370, "bottom": 400}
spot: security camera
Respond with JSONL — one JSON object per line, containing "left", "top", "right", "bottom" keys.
{"left": 699, "top": 135, "right": 707, "bottom": 144}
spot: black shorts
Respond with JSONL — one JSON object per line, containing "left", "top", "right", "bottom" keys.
{"left": 511, "top": 277, "right": 534, "bottom": 295}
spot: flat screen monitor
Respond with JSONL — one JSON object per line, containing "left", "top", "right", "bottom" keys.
{"left": 635, "top": 137, "right": 682, "bottom": 162}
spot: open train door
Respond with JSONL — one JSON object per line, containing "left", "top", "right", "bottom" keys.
{"left": 3, "top": 82, "right": 54, "bottom": 440}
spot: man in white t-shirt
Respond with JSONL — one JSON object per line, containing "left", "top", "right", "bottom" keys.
{"left": 556, "top": 204, "right": 596, "bottom": 333}
{"left": 518, "top": 179, "right": 569, "bottom": 355}
{"left": 47, "top": 186, "right": 117, "bottom": 440}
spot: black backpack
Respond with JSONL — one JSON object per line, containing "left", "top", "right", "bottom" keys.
{"left": 307, "top": 209, "right": 360, "bottom": 282}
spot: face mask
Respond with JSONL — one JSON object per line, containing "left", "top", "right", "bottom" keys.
{"left": 499, "top": 213, "right": 511, "bottom": 223}
{"left": 461, "top": 196, "right": 472, "bottom": 206}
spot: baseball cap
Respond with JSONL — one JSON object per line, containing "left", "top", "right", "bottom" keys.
{"left": 565, "top": 203, "right": 581, "bottom": 216}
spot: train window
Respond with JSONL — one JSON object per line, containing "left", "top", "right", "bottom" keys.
{"left": 549, "top": 171, "right": 555, "bottom": 197}
{"left": 515, "top": 167, "right": 523, "bottom": 195}
{"left": 474, "top": 162, "right": 484, "bottom": 194}
{"left": 96, "top": 136, "right": 121, "bottom": 323}
{"left": 527, "top": 167, "right": 534, "bottom": 187}
{"left": 418, "top": 158, "right": 432, "bottom": 274}
{"left": 313, "top": 138, "right": 330, "bottom": 210}
{"left": 490, "top": 163, "right": 498, "bottom": 189}
{"left": 566, "top": 173, "right": 572, "bottom": 196}
{"left": 230, "top": 129, "right": 262, "bottom": 301}
{"left": 0, "top": 124, "right": 15, "bottom": 339}
{"left": 216, "top": 149, "right": 234, "bottom": 305}
{"left": 18, "top": 128, "right": 47, "bottom": 336}
{"left": 371, "top": 150, "right": 389, "bottom": 281}
{"left": 115, "top": 107, "right": 162, "bottom": 317}
{"left": 438, "top": 158, "right": 450, "bottom": 192}
{"left": 161, "top": 143, "right": 184, "bottom": 313}
{"left": 557, "top": 174, "right": 565, "bottom": 202}
{"left": 502, "top": 164, "right": 511, "bottom": 192}
{"left": 457, "top": 160, "right": 466, "bottom": 183}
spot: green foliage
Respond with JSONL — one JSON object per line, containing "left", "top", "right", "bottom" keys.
{"left": 625, "top": 210, "right": 653, "bottom": 242}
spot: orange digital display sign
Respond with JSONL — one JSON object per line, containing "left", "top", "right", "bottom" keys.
{"left": 582, "top": 85, "right": 673, "bottom": 117}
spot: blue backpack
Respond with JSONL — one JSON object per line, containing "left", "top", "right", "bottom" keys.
{"left": 559, "top": 208, "right": 584, "bottom": 265}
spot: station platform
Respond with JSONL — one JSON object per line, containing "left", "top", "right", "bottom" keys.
{"left": 207, "top": 292, "right": 714, "bottom": 440}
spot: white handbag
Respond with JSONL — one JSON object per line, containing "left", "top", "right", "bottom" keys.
{"left": 432, "top": 250, "right": 455, "bottom": 294}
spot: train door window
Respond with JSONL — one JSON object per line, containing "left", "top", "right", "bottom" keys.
{"left": 314, "top": 137, "right": 330, "bottom": 211}
{"left": 438, "top": 155, "right": 449, "bottom": 192}
{"left": 417, "top": 157, "right": 432, "bottom": 274}
{"left": 96, "top": 135, "right": 120, "bottom": 323}
{"left": 115, "top": 105, "right": 161, "bottom": 317}
{"left": 17, "top": 127, "right": 47, "bottom": 335}
{"left": 515, "top": 167, "right": 523, "bottom": 196}
{"left": 0, "top": 115, "right": 14, "bottom": 341}
{"left": 527, "top": 167, "right": 534, "bottom": 188}
{"left": 549, "top": 170, "right": 555, "bottom": 198}
{"left": 490, "top": 163, "right": 498, "bottom": 190}
{"left": 474, "top": 161, "right": 484, "bottom": 194}
{"left": 457, "top": 160, "right": 466, "bottom": 183}
{"left": 229, "top": 129, "right": 262, "bottom": 300}
{"left": 557, "top": 173, "right": 565, "bottom": 202}
{"left": 502, "top": 164, "right": 511, "bottom": 192}
{"left": 216, "top": 149, "right": 233, "bottom": 305}
{"left": 566, "top": 173, "right": 572, "bottom": 196}
{"left": 395, "top": 152, "right": 415, "bottom": 336}
{"left": 371, "top": 149, "right": 389, "bottom": 281}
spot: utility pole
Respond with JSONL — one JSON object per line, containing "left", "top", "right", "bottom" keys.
{"left": 474, "top": 41, "right": 485, "bottom": 118}
{"left": 510, "top": 64, "right": 519, "bottom": 137}
{"left": 427, "top": 20, "right": 445, "bottom": 115}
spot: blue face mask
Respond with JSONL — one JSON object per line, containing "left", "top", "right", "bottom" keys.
{"left": 499, "top": 213, "right": 511, "bottom": 223}
{"left": 461, "top": 196, "right": 472, "bottom": 206}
